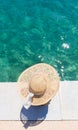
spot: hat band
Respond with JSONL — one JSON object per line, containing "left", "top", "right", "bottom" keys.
{"left": 33, "top": 92, "right": 45, "bottom": 98}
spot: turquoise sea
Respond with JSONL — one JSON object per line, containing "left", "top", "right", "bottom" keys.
{"left": 0, "top": 0, "right": 78, "bottom": 81}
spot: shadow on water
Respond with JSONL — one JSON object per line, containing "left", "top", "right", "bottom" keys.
{"left": 20, "top": 103, "right": 48, "bottom": 129}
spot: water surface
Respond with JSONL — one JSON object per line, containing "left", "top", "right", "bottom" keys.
{"left": 0, "top": 0, "right": 78, "bottom": 81}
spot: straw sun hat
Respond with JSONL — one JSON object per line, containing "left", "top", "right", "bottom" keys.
{"left": 17, "top": 63, "right": 60, "bottom": 106}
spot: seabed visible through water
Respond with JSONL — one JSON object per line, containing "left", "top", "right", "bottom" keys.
{"left": 0, "top": 0, "right": 78, "bottom": 81}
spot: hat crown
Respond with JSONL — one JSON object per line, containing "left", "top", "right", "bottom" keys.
{"left": 29, "top": 74, "right": 47, "bottom": 96}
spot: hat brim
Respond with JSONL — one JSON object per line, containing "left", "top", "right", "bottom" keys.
{"left": 17, "top": 63, "right": 60, "bottom": 106}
